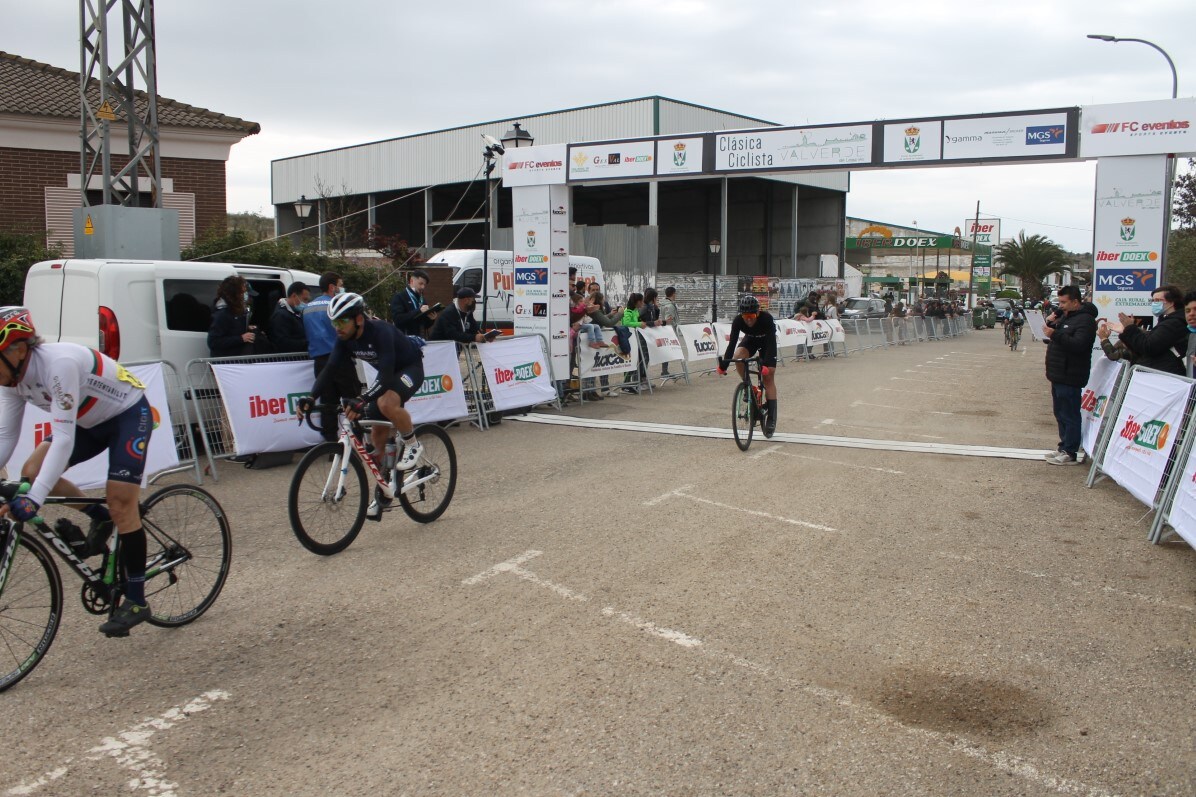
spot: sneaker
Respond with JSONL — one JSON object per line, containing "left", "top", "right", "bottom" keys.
{"left": 99, "top": 599, "right": 151, "bottom": 637}
{"left": 396, "top": 440, "right": 423, "bottom": 470}
{"left": 1044, "top": 450, "right": 1067, "bottom": 462}
{"left": 763, "top": 413, "right": 776, "bottom": 438}
{"left": 366, "top": 492, "right": 393, "bottom": 521}
{"left": 1047, "top": 452, "right": 1080, "bottom": 466}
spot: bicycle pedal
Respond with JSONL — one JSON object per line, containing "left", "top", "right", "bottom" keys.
{"left": 103, "top": 629, "right": 131, "bottom": 639}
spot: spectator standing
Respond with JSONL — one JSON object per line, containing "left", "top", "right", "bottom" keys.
{"left": 1043, "top": 285, "right": 1098, "bottom": 465}
{"left": 619, "top": 293, "right": 647, "bottom": 392}
{"left": 269, "top": 281, "right": 310, "bottom": 354}
{"left": 390, "top": 269, "right": 437, "bottom": 337}
{"left": 1185, "top": 290, "right": 1196, "bottom": 378}
{"left": 638, "top": 288, "right": 665, "bottom": 381}
{"left": 207, "top": 275, "right": 255, "bottom": 358}
{"left": 1111, "top": 285, "right": 1187, "bottom": 375}
{"left": 430, "top": 287, "right": 495, "bottom": 350}
{"left": 659, "top": 286, "right": 679, "bottom": 376}
{"left": 304, "top": 272, "right": 360, "bottom": 442}
{"left": 821, "top": 294, "right": 839, "bottom": 320}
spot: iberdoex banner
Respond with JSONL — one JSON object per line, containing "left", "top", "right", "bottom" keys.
{"left": 1098, "top": 369, "right": 1193, "bottom": 507}
{"left": 212, "top": 361, "right": 322, "bottom": 455}
{"left": 1079, "top": 357, "right": 1123, "bottom": 457}
{"left": 477, "top": 335, "right": 557, "bottom": 412}
{"left": 8, "top": 362, "right": 178, "bottom": 490}
{"left": 360, "top": 341, "right": 470, "bottom": 426}
{"left": 1164, "top": 444, "right": 1196, "bottom": 550}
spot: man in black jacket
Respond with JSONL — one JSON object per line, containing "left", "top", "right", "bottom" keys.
{"left": 1043, "top": 285, "right": 1097, "bottom": 465}
{"left": 389, "top": 269, "right": 437, "bottom": 336}
{"left": 269, "top": 281, "right": 310, "bottom": 353}
{"left": 429, "top": 288, "right": 494, "bottom": 350}
{"left": 1114, "top": 284, "right": 1188, "bottom": 375}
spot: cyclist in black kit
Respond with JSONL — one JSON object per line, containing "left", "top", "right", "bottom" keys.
{"left": 718, "top": 295, "right": 778, "bottom": 436}
{"left": 297, "top": 293, "right": 425, "bottom": 519}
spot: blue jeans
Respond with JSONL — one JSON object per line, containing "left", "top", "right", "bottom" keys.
{"left": 1052, "top": 383, "right": 1082, "bottom": 455}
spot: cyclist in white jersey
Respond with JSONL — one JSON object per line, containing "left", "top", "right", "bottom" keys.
{"left": 0, "top": 307, "right": 155, "bottom": 636}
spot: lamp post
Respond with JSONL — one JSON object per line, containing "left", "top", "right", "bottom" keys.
{"left": 478, "top": 123, "right": 533, "bottom": 328}
{"left": 1088, "top": 34, "right": 1179, "bottom": 281}
{"left": 709, "top": 239, "right": 721, "bottom": 323}
{"left": 293, "top": 194, "right": 312, "bottom": 248}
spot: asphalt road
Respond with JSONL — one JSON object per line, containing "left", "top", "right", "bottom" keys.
{"left": 2, "top": 330, "right": 1193, "bottom": 797}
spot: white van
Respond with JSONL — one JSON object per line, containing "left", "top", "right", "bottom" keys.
{"left": 423, "top": 249, "right": 603, "bottom": 329}
{"left": 23, "top": 258, "right": 322, "bottom": 376}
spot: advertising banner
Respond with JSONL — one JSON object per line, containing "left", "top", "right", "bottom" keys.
{"left": 548, "top": 183, "right": 571, "bottom": 380}
{"left": 211, "top": 361, "right": 322, "bottom": 455}
{"left": 883, "top": 120, "right": 942, "bottom": 163}
{"left": 1099, "top": 369, "right": 1192, "bottom": 507}
{"left": 775, "top": 319, "right": 808, "bottom": 349}
{"left": 358, "top": 342, "right": 469, "bottom": 425}
{"left": 7, "top": 363, "right": 178, "bottom": 490}
{"left": 942, "top": 112, "right": 1070, "bottom": 160}
{"left": 656, "top": 137, "right": 704, "bottom": 176}
{"left": 677, "top": 323, "right": 721, "bottom": 362}
{"left": 1163, "top": 445, "right": 1196, "bottom": 549}
{"left": 808, "top": 321, "right": 835, "bottom": 349}
{"left": 1080, "top": 99, "right": 1196, "bottom": 158}
{"left": 826, "top": 319, "right": 845, "bottom": 343}
{"left": 1079, "top": 357, "right": 1124, "bottom": 457}
{"left": 577, "top": 331, "right": 638, "bottom": 378}
{"left": 973, "top": 252, "right": 993, "bottom": 296}
{"left": 1092, "top": 155, "right": 1168, "bottom": 317}
{"left": 501, "top": 144, "right": 567, "bottom": 187}
{"left": 512, "top": 184, "right": 573, "bottom": 380}
{"left": 636, "top": 326, "right": 685, "bottom": 366}
{"left": 714, "top": 125, "right": 872, "bottom": 172}
{"left": 714, "top": 323, "right": 735, "bottom": 354}
{"left": 568, "top": 140, "right": 655, "bottom": 181}
{"left": 964, "top": 218, "right": 1001, "bottom": 248}
{"left": 476, "top": 335, "right": 557, "bottom": 412}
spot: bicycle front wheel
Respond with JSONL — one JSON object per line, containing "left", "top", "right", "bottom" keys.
{"left": 731, "top": 382, "right": 754, "bottom": 451}
{"left": 289, "top": 441, "right": 368, "bottom": 555}
{"left": 1010, "top": 330, "right": 1020, "bottom": 351}
{"left": 141, "top": 485, "right": 232, "bottom": 627}
{"left": 0, "top": 533, "right": 63, "bottom": 693}
{"left": 399, "top": 425, "right": 458, "bottom": 523}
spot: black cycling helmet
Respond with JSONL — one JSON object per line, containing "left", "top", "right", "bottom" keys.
{"left": 738, "top": 295, "right": 760, "bottom": 314}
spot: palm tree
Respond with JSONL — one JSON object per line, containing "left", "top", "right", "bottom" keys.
{"left": 994, "top": 232, "right": 1071, "bottom": 301}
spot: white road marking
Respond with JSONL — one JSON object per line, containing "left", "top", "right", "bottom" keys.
{"left": 7, "top": 691, "right": 231, "bottom": 797}
{"left": 466, "top": 554, "right": 1118, "bottom": 797}
{"left": 818, "top": 419, "right": 943, "bottom": 440}
{"left": 463, "top": 550, "right": 587, "bottom": 602}
{"left": 873, "top": 386, "right": 963, "bottom": 398}
{"left": 753, "top": 444, "right": 905, "bottom": 474}
{"left": 649, "top": 486, "right": 838, "bottom": 531}
{"left": 937, "top": 553, "right": 1195, "bottom": 613}
{"left": 891, "top": 376, "right": 947, "bottom": 384}
{"left": 850, "top": 400, "right": 954, "bottom": 416}
{"left": 916, "top": 362, "right": 982, "bottom": 371}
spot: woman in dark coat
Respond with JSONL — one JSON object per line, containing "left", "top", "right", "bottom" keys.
{"left": 207, "top": 275, "right": 256, "bottom": 358}
{"left": 1115, "top": 284, "right": 1188, "bottom": 375}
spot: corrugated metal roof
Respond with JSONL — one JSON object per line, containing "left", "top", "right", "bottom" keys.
{"left": 0, "top": 50, "right": 260, "bottom": 135}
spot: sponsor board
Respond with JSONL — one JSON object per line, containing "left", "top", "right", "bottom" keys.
{"left": 1092, "top": 155, "right": 1168, "bottom": 316}
{"left": 1100, "top": 369, "right": 1192, "bottom": 508}
{"left": 656, "top": 137, "right": 705, "bottom": 175}
{"left": 568, "top": 140, "right": 656, "bottom": 180}
{"left": 1080, "top": 98, "right": 1196, "bottom": 158}
{"left": 714, "top": 125, "right": 872, "bottom": 172}
{"left": 882, "top": 121, "right": 943, "bottom": 163}
{"left": 941, "top": 111, "right": 1070, "bottom": 160}
{"left": 502, "top": 144, "right": 567, "bottom": 187}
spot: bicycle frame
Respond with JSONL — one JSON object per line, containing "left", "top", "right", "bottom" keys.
{"left": 319, "top": 410, "right": 440, "bottom": 506}
{"left": 0, "top": 497, "right": 120, "bottom": 601}
{"left": 731, "top": 357, "right": 767, "bottom": 411}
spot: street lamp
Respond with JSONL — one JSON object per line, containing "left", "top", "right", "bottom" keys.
{"left": 501, "top": 122, "right": 534, "bottom": 150}
{"left": 709, "top": 239, "right": 721, "bottom": 323}
{"left": 293, "top": 194, "right": 312, "bottom": 248}
{"left": 1087, "top": 34, "right": 1180, "bottom": 282}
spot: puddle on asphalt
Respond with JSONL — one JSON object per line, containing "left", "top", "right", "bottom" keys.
{"left": 865, "top": 668, "right": 1050, "bottom": 739}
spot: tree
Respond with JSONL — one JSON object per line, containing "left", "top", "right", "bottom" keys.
{"left": 314, "top": 177, "right": 366, "bottom": 260}
{"left": 994, "top": 232, "right": 1071, "bottom": 301}
{"left": 226, "top": 212, "right": 274, "bottom": 241}
{"left": 1174, "top": 158, "right": 1196, "bottom": 229}
{"left": 0, "top": 232, "right": 62, "bottom": 305}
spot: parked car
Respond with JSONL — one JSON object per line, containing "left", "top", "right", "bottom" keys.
{"left": 992, "top": 298, "right": 1015, "bottom": 320}
{"left": 840, "top": 297, "right": 888, "bottom": 320}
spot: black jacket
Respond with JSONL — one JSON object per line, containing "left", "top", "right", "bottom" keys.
{"left": 390, "top": 287, "right": 432, "bottom": 336}
{"left": 1045, "top": 304, "right": 1098, "bottom": 386}
{"left": 1116, "top": 310, "right": 1187, "bottom": 376}
{"left": 269, "top": 300, "right": 308, "bottom": 354}
{"left": 429, "top": 302, "right": 479, "bottom": 346}
{"left": 207, "top": 301, "right": 252, "bottom": 358}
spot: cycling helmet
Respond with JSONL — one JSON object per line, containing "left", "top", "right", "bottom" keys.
{"left": 0, "top": 307, "right": 35, "bottom": 351}
{"left": 738, "top": 295, "right": 760, "bottom": 314}
{"left": 327, "top": 292, "right": 366, "bottom": 321}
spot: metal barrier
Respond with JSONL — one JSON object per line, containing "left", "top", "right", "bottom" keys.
{"left": 122, "top": 360, "right": 201, "bottom": 484}
{"left": 184, "top": 352, "right": 312, "bottom": 482}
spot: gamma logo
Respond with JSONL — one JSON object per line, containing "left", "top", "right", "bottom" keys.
{"left": 1025, "top": 125, "right": 1064, "bottom": 145}
{"left": 904, "top": 126, "right": 921, "bottom": 154}
{"left": 1120, "top": 415, "right": 1171, "bottom": 451}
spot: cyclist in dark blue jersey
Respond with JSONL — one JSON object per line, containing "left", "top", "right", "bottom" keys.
{"left": 717, "top": 295, "right": 779, "bottom": 436}
{"left": 299, "top": 293, "right": 425, "bottom": 519}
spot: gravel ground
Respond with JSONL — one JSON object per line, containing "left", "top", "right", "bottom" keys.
{"left": 1, "top": 330, "right": 1193, "bottom": 797}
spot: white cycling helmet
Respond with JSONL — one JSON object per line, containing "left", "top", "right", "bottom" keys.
{"left": 327, "top": 292, "right": 366, "bottom": 321}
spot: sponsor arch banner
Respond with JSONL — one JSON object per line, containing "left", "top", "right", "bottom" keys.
{"left": 1097, "top": 368, "right": 1193, "bottom": 508}
{"left": 677, "top": 323, "right": 721, "bottom": 363}
{"left": 476, "top": 334, "right": 557, "bottom": 412}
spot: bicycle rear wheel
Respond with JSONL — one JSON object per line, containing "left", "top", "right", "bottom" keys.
{"left": 289, "top": 441, "right": 368, "bottom": 555}
{"left": 141, "top": 485, "right": 232, "bottom": 627}
{"left": 731, "top": 382, "right": 754, "bottom": 451}
{"left": 1010, "top": 328, "right": 1020, "bottom": 351}
{"left": 399, "top": 425, "right": 458, "bottom": 523}
{"left": 0, "top": 533, "right": 63, "bottom": 693}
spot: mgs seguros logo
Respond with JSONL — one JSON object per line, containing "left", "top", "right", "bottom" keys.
{"left": 1095, "top": 268, "right": 1156, "bottom": 292}
{"left": 1025, "top": 125, "right": 1064, "bottom": 145}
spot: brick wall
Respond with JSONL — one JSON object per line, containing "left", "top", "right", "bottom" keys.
{"left": 0, "top": 146, "right": 227, "bottom": 241}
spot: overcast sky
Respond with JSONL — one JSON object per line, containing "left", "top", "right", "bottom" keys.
{"left": 7, "top": 0, "right": 1194, "bottom": 252}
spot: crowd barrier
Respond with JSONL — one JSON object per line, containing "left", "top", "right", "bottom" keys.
{"left": 838, "top": 313, "right": 971, "bottom": 354}
{"left": 1079, "top": 362, "right": 1196, "bottom": 550}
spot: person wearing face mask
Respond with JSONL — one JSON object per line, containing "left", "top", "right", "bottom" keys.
{"left": 430, "top": 287, "right": 496, "bottom": 351}
{"left": 304, "top": 272, "right": 362, "bottom": 443}
{"left": 1110, "top": 285, "right": 1187, "bottom": 376}
{"left": 207, "top": 275, "right": 256, "bottom": 358}
{"left": 269, "top": 281, "right": 311, "bottom": 353}
{"left": 1183, "top": 290, "right": 1196, "bottom": 378}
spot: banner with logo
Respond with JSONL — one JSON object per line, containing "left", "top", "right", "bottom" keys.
{"left": 501, "top": 143, "right": 567, "bottom": 187}
{"left": 1092, "top": 155, "right": 1168, "bottom": 317}
{"left": 512, "top": 184, "right": 571, "bottom": 380}
{"left": 1099, "top": 369, "right": 1192, "bottom": 507}
{"left": 1163, "top": 445, "right": 1196, "bottom": 549}
{"left": 7, "top": 363, "right": 179, "bottom": 490}
{"left": 775, "top": 319, "right": 809, "bottom": 349}
{"left": 942, "top": 111, "right": 1070, "bottom": 160}
{"left": 825, "top": 319, "right": 845, "bottom": 343}
{"left": 577, "top": 331, "right": 638, "bottom": 378}
{"left": 656, "top": 137, "right": 704, "bottom": 176}
{"left": 476, "top": 334, "right": 557, "bottom": 412}
{"left": 714, "top": 125, "right": 873, "bottom": 172}
{"left": 678, "top": 323, "right": 721, "bottom": 362}
{"left": 211, "top": 361, "right": 322, "bottom": 455}
{"left": 1080, "top": 357, "right": 1124, "bottom": 457}
{"left": 568, "top": 140, "right": 656, "bottom": 181}
{"left": 808, "top": 320, "right": 835, "bottom": 349}
{"left": 1080, "top": 99, "right": 1196, "bottom": 158}
{"left": 882, "top": 121, "right": 942, "bottom": 163}
{"left": 964, "top": 218, "right": 1000, "bottom": 248}
{"left": 636, "top": 326, "right": 685, "bottom": 366}
{"left": 358, "top": 342, "right": 469, "bottom": 425}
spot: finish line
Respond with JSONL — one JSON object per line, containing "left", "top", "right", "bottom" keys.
{"left": 509, "top": 413, "right": 1052, "bottom": 461}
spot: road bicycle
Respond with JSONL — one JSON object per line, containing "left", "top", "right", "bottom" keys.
{"left": 729, "top": 356, "right": 774, "bottom": 451}
{"left": 0, "top": 481, "right": 232, "bottom": 692}
{"left": 1009, "top": 322, "right": 1022, "bottom": 352}
{"left": 287, "top": 402, "right": 457, "bottom": 555}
